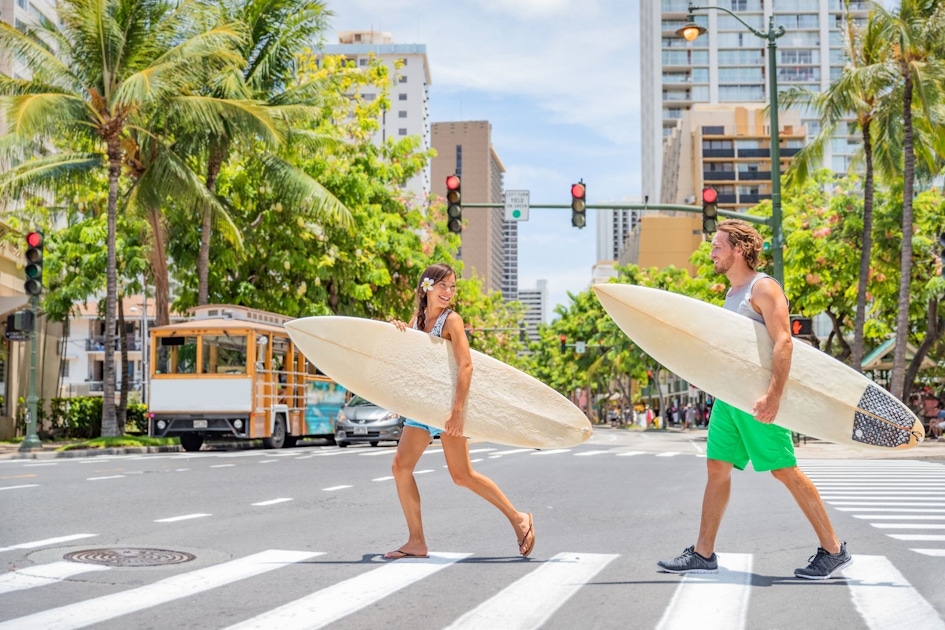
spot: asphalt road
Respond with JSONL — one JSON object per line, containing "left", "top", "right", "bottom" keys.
{"left": 2, "top": 430, "right": 944, "bottom": 629}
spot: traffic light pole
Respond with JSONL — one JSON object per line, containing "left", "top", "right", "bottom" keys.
{"left": 19, "top": 294, "right": 42, "bottom": 451}
{"left": 462, "top": 202, "right": 770, "bottom": 227}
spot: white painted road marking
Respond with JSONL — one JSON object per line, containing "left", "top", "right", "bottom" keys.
{"left": 445, "top": 552, "right": 618, "bottom": 630}
{"left": 656, "top": 553, "right": 753, "bottom": 630}
{"left": 0, "top": 562, "right": 110, "bottom": 594}
{"left": 844, "top": 555, "right": 945, "bottom": 630}
{"left": 224, "top": 552, "right": 470, "bottom": 630}
{"left": 154, "top": 513, "right": 212, "bottom": 523}
{"left": 252, "top": 498, "right": 293, "bottom": 506}
{"left": 0, "top": 534, "right": 97, "bottom": 552}
{"left": 0, "top": 550, "right": 321, "bottom": 630}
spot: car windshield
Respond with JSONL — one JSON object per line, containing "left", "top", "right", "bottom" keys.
{"left": 347, "top": 395, "right": 379, "bottom": 407}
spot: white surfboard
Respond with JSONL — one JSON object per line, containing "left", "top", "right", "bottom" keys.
{"left": 593, "top": 283, "right": 923, "bottom": 450}
{"left": 284, "top": 316, "right": 593, "bottom": 449}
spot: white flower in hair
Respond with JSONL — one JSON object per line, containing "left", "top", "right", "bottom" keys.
{"left": 421, "top": 277, "right": 434, "bottom": 293}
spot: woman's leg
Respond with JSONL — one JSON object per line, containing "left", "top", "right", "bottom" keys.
{"left": 440, "top": 434, "right": 535, "bottom": 555}
{"left": 385, "top": 426, "right": 432, "bottom": 558}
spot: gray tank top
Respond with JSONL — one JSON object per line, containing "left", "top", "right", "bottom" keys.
{"left": 413, "top": 309, "right": 451, "bottom": 338}
{"left": 722, "top": 273, "right": 771, "bottom": 325}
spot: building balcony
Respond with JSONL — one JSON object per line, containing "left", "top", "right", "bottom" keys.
{"left": 86, "top": 337, "right": 143, "bottom": 352}
{"left": 738, "top": 171, "right": 772, "bottom": 181}
{"left": 703, "top": 150, "right": 736, "bottom": 158}
{"left": 704, "top": 172, "right": 736, "bottom": 181}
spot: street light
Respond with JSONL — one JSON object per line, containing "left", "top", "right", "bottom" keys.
{"left": 677, "top": 3, "right": 786, "bottom": 286}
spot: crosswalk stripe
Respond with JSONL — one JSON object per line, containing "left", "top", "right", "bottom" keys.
{"left": 224, "top": 552, "right": 470, "bottom": 630}
{"left": 656, "top": 553, "right": 753, "bottom": 630}
{"left": 0, "top": 550, "right": 321, "bottom": 630}
{"left": 0, "top": 534, "right": 97, "bottom": 553}
{"left": 531, "top": 449, "right": 571, "bottom": 456}
{"left": 444, "top": 552, "right": 618, "bottom": 630}
{"left": 844, "top": 555, "right": 945, "bottom": 630}
{"left": 911, "top": 549, "right": 945, "bottom": 557}
{"left": 616, "top": 451, "right": 644, "bottom": 457}
{"left": 574, "top": 451, "right": 611, "bottom": 457}
{"left": 836, "top": 508, "right": 945, "bottom": 512}
{"left": 888, "top": 534, "right": 945, "bottom": 541}
{"left": 0, "top": 562, "right": 110, "bottom": 595}
{"left": 853, "top": 515, "right": 945, "bottom": 520}
{"left": 655, "top": 452, "right": 680, "bottom": 458}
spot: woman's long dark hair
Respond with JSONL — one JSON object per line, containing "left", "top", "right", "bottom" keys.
{"left": 415, "top": 263, "right": 455, "bottom": 332}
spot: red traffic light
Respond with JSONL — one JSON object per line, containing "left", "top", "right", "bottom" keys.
{"left": 446, "top": 175, "right": 461, "bottom": 191}
{"left": 571, "top": 183, "right": 585, "bottom": 198}
{"left": 702, "top": 187, "right": 718, "bottom": 204}
{"left": 26, "top": 231, "right": 43, "bottom": 248}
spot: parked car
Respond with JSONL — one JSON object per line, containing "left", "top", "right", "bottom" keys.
{"left": 335, "top": 395, "right": 404, "bottom": 447}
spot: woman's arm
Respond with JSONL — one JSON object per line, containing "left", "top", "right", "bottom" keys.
{"left": 441, "top": 311, "right": 473, "bottom": 437}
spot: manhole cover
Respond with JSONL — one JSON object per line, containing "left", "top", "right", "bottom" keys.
{"left": 63, "top": 548, "right": 196, "bottom": 567}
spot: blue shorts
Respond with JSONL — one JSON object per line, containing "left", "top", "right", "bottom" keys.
{"left": 706, "top": 399, "right": 796, "bottom": 472}
{"left": 404, "top": 419, "right": 441, "bottom": 437}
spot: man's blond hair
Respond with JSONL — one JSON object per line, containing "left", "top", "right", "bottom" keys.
{"left": 717, "top": 219, "right": 764, "bottom": 269}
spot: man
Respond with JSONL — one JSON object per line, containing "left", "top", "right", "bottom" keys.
{"left": 657, "top": 219, "right": 852, "bottom": 580}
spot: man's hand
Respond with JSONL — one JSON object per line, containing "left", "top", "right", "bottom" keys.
{"left": 752, "top": 393, "right": 780, "bottom": 424}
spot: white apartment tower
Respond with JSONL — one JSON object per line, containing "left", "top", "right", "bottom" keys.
{"left": 517, "top": 280, "right": 547, "bottom": 341}
{"left": 596, "top": 206, "right": 642, "bottom": 262}
{"left": 641, "top": 0, "right": 869, "bottom": 203}
{"left": 318, "top": 31, "right": 432, "bottom": 201}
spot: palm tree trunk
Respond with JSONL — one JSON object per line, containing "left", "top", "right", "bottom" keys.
{"left": 904, "top": 298, "right": 941, "bottom": 398}
{"left": 117, "top": 296, "right": 128, "bottom": 435}
{"left": 852, "top": 122, "right": 875, "bottom": 373}
{"left": 101, "top": 137, "right": 121, "bottom": 437}
{"left": 146, "top": 204, "right": 171, "bottom": 327}
{"left": 891, "top": 65, "right": 915, "bottom": 401}
{"left": 199, "top": 145, "right": 225, "bottom": 306}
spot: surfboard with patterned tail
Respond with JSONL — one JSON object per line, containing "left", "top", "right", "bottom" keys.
{"left": 593, "top": 283, "right": 923, "bottom": 450}
{"left": 284, "top": 316, "right": 593, "bottom": 449}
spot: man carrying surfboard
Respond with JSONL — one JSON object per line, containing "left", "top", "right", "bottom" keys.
{"left": 657, "top": 219, "right": 852, "bottom": 580}
{"left": 384, "top": 263, "right": 536, "bottom": 560}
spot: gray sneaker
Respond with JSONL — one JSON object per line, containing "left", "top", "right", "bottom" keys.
{"left": 657, "top": 546, "right": 718, "bottom": 574}
{"left": 794, "top": 542, "right": 852, "bottom": 580}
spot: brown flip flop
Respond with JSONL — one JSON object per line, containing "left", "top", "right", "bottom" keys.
{"left": 518, "top": 513, "right": 535, "bottom": 557}
{"left": 384, "top": 549, "right": 429, "bottom": 560}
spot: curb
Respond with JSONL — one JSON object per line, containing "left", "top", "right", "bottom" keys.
{"left": 0, "top": 445, "right": 184, "bottom": 460}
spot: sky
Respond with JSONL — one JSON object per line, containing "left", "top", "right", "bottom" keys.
{"left": 327, "top": 0, "right": 642, "bottom": 317}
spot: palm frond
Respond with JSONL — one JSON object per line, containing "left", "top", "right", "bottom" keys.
{"left": 257, "top": 154, "right": 351, "bottom": 228}
{"left": 167, "top": 96, "right": 284, "bottom": 146}
{"left": 0, "top": 153, "right": 103, "bottom": 201}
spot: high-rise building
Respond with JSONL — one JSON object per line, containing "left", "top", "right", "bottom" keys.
{"left": 317, "top": 30, "right": 431, "bottom": 200}
{"left": 517, "top": 280, "right": 547, "bottom": 340}
{"left": 596, "top": 205, "right": 642, "bottom": 262}
{"left": 431, "top": 121, "right": 516, "bottom": 299}
{"left": 641, "top": 0, "right": 869, "bottom": 204}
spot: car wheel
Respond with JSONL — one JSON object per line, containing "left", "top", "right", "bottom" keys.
{"left": 337, "top": 440, "right": 348, "bottom": 448}
{"left": 370, "top": 441, "right": 379, "bottom": 447}
{"left": 179, "top": 433, "right": 204, "bottom": 452}
{"left": 263, "top": 415, "right": 287, "bottom": 449}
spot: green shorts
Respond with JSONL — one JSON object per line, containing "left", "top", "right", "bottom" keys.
{"left": 706, "top": 399, "right": 796, "bottom": 472}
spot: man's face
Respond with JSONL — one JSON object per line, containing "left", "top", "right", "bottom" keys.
{"left": 710, "top": 231, "right": 738, "bottom": 275}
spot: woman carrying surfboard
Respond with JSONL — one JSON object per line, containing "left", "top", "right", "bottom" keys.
{"left": 384, "top": 262, "right": 536, "bottom": 560}
{"left": 656, "top": 219, "right": 852, "bottom": 580}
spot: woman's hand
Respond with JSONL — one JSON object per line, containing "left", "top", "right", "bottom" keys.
{"left": 444, "top": 408, "right": 465, "bottom": 437}
{"left": 390, "top": 318, "right": 407, "bottom": 332}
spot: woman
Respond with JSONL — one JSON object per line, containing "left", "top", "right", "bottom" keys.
{"left": 385, "top": 262, "right": 535, "bottom": 559}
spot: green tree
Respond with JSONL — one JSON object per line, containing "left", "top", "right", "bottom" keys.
{"left": 779, "top": 5, "right": 894, "bottom": 371}
{"left": 0, "top": 0, "right": 245, "bottom": 434}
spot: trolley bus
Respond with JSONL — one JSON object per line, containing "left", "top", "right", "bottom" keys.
{"left": 147, "top": 304, "right": 348, "bottom": 451}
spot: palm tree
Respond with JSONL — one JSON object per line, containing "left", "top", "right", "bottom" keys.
{"left": 190, "top": 0, "right": 350, "bottom": 306}
{"left": 780, "top": 3, "right": 895, "bottom": 373}
{"left": 0, "top": 0, "right": 244, "bottom": 435}
{"left": 873, "top": 0, "right": 945, "bottom": 400}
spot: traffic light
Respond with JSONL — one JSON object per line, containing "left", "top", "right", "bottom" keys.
{"left": 6, "top": 310, "right": 35, "bottom": 333}
{"left": 559, "top": 334, "right": 567, "bottom": 352}
{"left": 701, "top": 187, "right": 718, "bottom": 234}
{"left": 24, "top": 231, "right": 43, "bottom": 296}
{"left": 571, "top": 181, "right": 586, "bottom": 228}
{"left": 446, "top": 175, "right": 462, "bottom": 234}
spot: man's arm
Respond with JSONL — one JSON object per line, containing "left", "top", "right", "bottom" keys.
{"left": 751, "top": 278, "right": 793, "bottom": 423}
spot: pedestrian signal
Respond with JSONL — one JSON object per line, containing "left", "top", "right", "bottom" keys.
{"left": 446, "top": 175, "right": 462, "bottom": 234}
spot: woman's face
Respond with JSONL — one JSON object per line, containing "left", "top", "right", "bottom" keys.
{"left": 427, "top": 273, "right": 457, "bottom": 308}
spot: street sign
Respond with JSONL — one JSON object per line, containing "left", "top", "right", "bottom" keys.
{"left": 575, "top": 341, "right": 586, "bottom": 354}
{"left": 504, "top": 190, "right": 530, "bottom": 221}
{"left": 5, "top": 331, "right": 30, "bottom": 342}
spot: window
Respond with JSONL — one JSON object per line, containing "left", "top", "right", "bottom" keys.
{"left": 17, "top": 0, "right": 27, "bottom": 8}
{"left": 702, "top": 126, "right": 725, "bottom": 135}
{"left": 398, "top": 128, "right": 407, "bottom": 136}
{"left": 156, "top": 336, "right": 198, "bottom": 374}
{"left": 363, "top": 93, "right": 376, "bottom": 101}
{"left": 201, "top": 335, "right": 248, "bottom": 374}
{"left": 398, "top": 75, "right": 407, "bottom": 83}
{"left": 61, "top": 360, "right": 70, "bottom": 378}
{"left": 359, "top": 58, "right": 368, "bottom": 67}
{"left": 398, "top": 93, "right": 407, "bottom": 101}
{"left": 400, "top": 58, "right": 408, "bottom": 66}
{"left": 398, "top": 110, "right": 407, "bottom": 118}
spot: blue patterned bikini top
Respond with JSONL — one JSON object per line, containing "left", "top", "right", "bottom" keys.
{"left": 413, "top": 309, "right": 452, "bottom": 338}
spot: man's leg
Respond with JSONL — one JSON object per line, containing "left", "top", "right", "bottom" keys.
{"left": 770, "top": 466, "right": 840, "bottom": 553}
{"left": 695, "top": 459, "right": 734, "bottom": 557}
